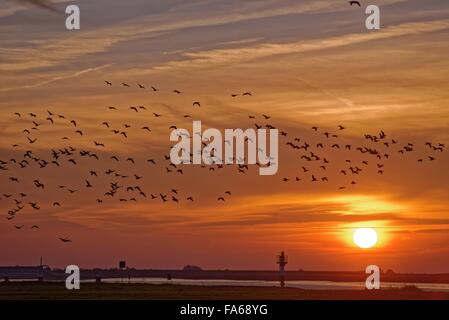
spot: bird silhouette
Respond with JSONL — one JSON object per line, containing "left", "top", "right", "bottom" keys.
{"left": 94, "top": 141, "right": 105, "bottom": 147}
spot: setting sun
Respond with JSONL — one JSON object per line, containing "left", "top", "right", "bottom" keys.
{"left": 353, "top": 228, "right": 378, "bottom": 249}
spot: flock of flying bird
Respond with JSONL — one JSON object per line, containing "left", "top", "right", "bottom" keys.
{"left": 0, "top": 81, "right": 445, "bottom": 243}
{"left": 1, "top": 80, "right": 445, "bottom": 243}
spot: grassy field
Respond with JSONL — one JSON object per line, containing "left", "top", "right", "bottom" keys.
{"left": 0, "top": 282, "right": 448, "bottom": 300}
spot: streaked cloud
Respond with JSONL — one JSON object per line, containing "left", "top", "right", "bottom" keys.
{"left": 15, "top": 0, "right": 59, "bottom": 12}
{"left": 154, "top": 19, "right": 449, "bottom": 71}
{"left": 0, "top": 64, "right": 112, "bottom": 92}
{"left": 0, "top": 0, "right": 413, "bottom": 72}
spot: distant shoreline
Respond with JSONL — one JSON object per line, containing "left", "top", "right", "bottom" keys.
{"left": 3, "top": 268, "right": 449, "bottom": 284}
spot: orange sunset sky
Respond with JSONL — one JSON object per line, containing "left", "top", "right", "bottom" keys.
{"left": 0, "top": 0, "right": 449, "bottom": 272}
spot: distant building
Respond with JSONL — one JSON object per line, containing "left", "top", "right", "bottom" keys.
{"left": 182, "top": 265, "right": 203, "bottom": 271}
{"left": 0, "top": 266, "right": 49, "bottom": 279}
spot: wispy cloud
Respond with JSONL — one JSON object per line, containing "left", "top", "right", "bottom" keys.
{"left": 0, "top": 64, "right": 112, "bottom": 92}
{"left": 0, "top": 1, "right": 337, "bottom": 71}
{"left": 0, "top": 0, "right": 422, "bottom": 72}
{"left": 1, "top": 0, "right": 73, "bottom": 16}
{"left": 153, "top": 19, "right": 449, "bottom": 71}
{"left": 18, "top": 0, "right": 58, "bottom": 12}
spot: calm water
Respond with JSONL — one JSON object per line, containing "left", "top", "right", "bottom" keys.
{"left": 4, "top": 277, "right": 449, "bottom": 292}
{"left": 94, "top": 278, "right": 449, "bottom": 292}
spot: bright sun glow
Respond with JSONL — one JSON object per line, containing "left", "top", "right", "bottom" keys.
{"left": 353, "top": 228, "right": 378, "bottom": 249}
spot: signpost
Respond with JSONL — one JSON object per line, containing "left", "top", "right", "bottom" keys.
{"left": 119, "top": 260, "right": 126, "bottom": 283}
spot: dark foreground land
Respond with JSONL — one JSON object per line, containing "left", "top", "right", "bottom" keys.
{"left": 0, "top": 283, "right": 448, "bottom": 300}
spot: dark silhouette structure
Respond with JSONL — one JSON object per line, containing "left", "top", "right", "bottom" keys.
{"left": 0, "top": 266, "right": 48, "bottom": 281}
{"left": 276, "top": 251, "right": 288, "bottom": 287}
